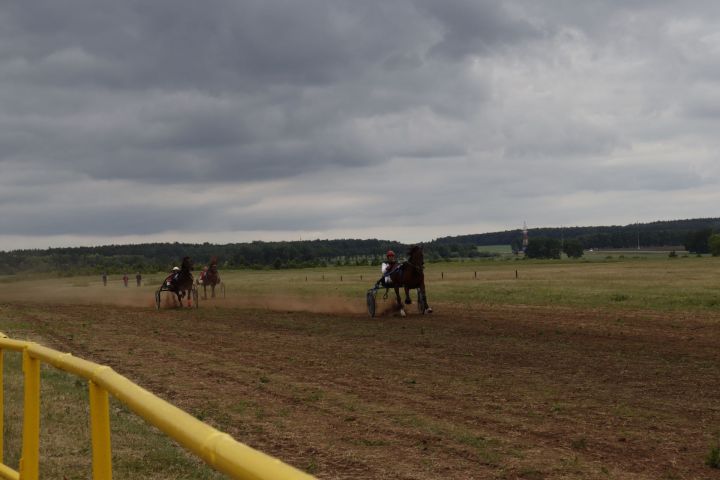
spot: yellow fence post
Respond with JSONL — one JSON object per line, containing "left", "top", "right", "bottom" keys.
{"left": 89, "top": 381, "right": 112, "bottom": 479}
{"left": 0, "top": 348, "right": 4, "bottom": 465}
{"left": 0, "top": 337, "right": 318, "bottom": 480}
{"left": 19, "top": 350, "right": 40, "bottom": 480}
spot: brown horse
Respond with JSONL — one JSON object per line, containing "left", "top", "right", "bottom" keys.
{"left": 163, "top": 256, "right": 195, "bottom": 307}
{"left": 198, "top": 257, "right": 221, "bottom": 299}
{"left": 383, "top": 245, "right": 432, "bottom": 317}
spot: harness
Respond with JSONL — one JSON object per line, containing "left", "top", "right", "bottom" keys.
{"left": 383, "top": 258, "right": 422, "bottom": 292}
{"left": 166, "top": 270, "right": 192, "bottom": 290}
{"left": 385, "top": 262, "right": 401, "bottom": 274}
{"left": 379, "top": 263, "right": 404, "bottom": 298}
{"left": 406, "top": 259, "right": 424, "bottom": 273}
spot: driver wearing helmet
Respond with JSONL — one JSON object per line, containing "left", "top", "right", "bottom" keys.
{"left": 198, "top": 266, "right": 209, "bottom": 285}
{"left": 165, "top": 266, "right": 181, "bottom": 286}
{"left": 376, "top": 250, "right": 399, "bottom": 287}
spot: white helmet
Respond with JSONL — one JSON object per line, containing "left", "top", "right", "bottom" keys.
{"left": 172, "top": 266, "right": 180, "bottom": 271}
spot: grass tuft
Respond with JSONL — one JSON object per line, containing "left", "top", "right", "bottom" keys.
{"left": 707, "top": 445, "right": 720, "bottom": 469}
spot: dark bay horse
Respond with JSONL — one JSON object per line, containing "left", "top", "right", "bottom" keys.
{"left": 199, "top": 257, "right": 221, "bottom": 299}
{"left": 384, "top": 245, "right": 432, "bottom": 317}
{"left": 166, "top": 256, "right": 195, "bottom": 307}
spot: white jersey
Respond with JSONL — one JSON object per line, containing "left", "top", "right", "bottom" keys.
{"left": 382, "top": 262, "right": 398, "bottom": 274}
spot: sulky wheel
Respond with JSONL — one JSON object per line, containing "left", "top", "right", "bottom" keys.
{"left": 155, "top": 289, "right": 162, "bottom": 310}
{"left": 366, "top": 289, "right": 377, "bottom": 318}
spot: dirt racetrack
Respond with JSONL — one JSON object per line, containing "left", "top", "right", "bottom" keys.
{"left": 2, "top": 293, "right": 720, "bottom": 479}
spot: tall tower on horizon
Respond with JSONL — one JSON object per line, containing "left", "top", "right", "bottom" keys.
{"left": 522, "top": 221, "right": 529, "bottom": 252}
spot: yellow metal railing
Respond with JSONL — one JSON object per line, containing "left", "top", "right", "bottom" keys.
{"left": 0, "top": 335, "right": 316, "bottom": 480}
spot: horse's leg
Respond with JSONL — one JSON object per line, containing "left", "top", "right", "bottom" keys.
{"left": 394, "top": 286, "right": 405, "bottom": 317}
{"left": 211, "top": 283, "right": 216, "bottom": 298}
{"left": 401, "top": 271, "right": 413, "bottom": 305}
{"left": 421, "top": 279, "right": 432, "bottom": 314}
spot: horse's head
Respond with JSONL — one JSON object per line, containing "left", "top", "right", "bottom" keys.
{"left": 407, "top": 245, "right": 424, "bottom": 268}
{"left": 181, "top": 256, "right": 193, "bottom": 271}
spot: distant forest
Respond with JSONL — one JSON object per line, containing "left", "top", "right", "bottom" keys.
{"left": 433, "top": 218, "right": 720, "bottom": 252}
{"left": 1, "top": 217, "right": 719, "bottom": 274}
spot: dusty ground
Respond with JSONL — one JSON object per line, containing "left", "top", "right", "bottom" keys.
{"left": 1, "top": 294, "right": 720, "bottom": 479}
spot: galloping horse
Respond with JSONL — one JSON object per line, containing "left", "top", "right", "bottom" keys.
{"left": 383, "top": 245, "right": 433, "bottom": 317}
{"left": 165, "top": 256, "right": 195, "bottom": 307}
{"left": 198, "top": 257, "right": 221, "bottom": 299}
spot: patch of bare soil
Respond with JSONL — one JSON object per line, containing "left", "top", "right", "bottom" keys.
{"left": 3, "top": 300, "right": 720, "bottom": 479}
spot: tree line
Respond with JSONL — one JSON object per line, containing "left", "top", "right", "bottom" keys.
{"left": 431, "top": 217, "right": 720, "bottom": 251}
{"left": 3, "top": 217, "right": 720, "bottom": 274}
{"left": 0, "top": 239, "right": 468, "bottom": 275}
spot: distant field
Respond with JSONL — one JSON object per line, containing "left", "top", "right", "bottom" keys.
{"left": 202, "top": 254, "right": 720, "bottom": 312}
{"left": 476, "top": 244, "right": 513, "bottom": 255}
{"left": 584, "top": 247, "right": 689, "bottom": 259}
{"left": 0, "top": 256, "right": 719, "bottom": 478}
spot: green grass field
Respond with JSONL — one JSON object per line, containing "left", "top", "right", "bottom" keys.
{"left": 202, "top": 254, "right": 720, "bottom": 312}
{"left": 2, "top": 253, "right": 719, "bottom": 321}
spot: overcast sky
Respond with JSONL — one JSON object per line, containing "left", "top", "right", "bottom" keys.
{"left": 1, "top": 1, "right": 720, "bottom": 250}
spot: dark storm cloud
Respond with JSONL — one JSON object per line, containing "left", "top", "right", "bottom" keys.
{"left": 0, "top": 0, "right": 522, "bottom": 188}
{"left": 0, "top": 0, "right": 430, "bottom": 90}
{"left": 414, "top": 0, "right": 543, "bottom": 59}
{"left": 0, "top": 0, "right": 446, "bottom": 184}
{"left": 2, "top": 1, "right": 720, "bottom": 244}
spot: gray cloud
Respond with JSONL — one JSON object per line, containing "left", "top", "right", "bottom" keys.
{"left": 414, "top": 0, "right": 543, "bottom": 59}
{"left": 0, "top": 0, "right": 432, "bottom": 90}
{"left": 2, "top": 1, "right": 720, "bottom": 247}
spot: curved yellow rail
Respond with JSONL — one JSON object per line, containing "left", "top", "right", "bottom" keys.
{"left": 0, "top": 335, "right": 316, "bottom": 480}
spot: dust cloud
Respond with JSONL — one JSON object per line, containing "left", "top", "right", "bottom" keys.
{"left": 197, "top": 294, "right": 366, "bottom": 314}
{"left": 0, "top": 280, "right": 369, "bottom": 315}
